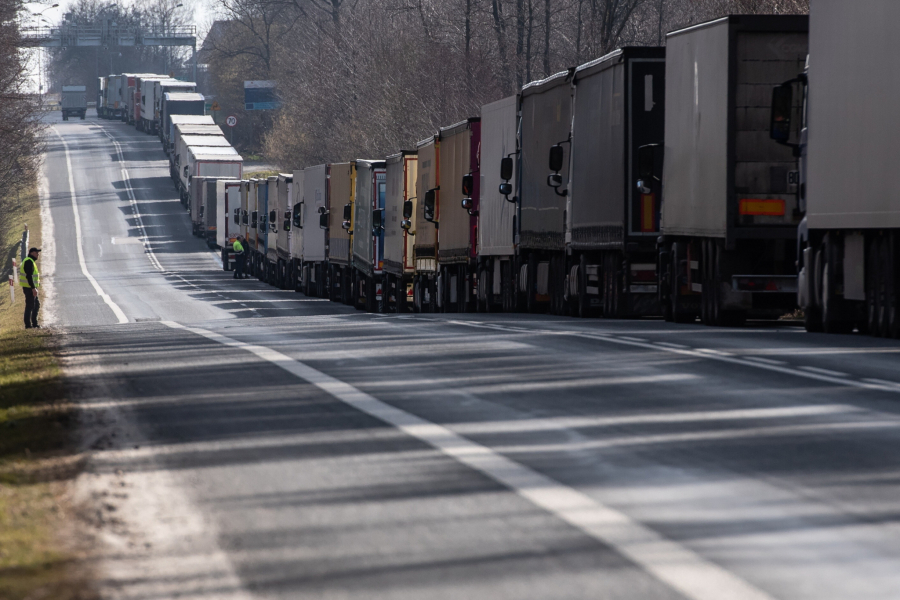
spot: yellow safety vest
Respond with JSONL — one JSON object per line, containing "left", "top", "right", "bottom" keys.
{"left": 233, "top": 240, "right": 244, "bottom": 253}
{"left": 18, "top": 257, "right": 40, "bottom": 289}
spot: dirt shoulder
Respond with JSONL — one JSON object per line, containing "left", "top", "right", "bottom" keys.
{"left": 0, "top": 179, "right": 97, "bottom": 600}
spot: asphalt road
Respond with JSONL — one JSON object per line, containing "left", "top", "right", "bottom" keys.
{"left": 40, "top": 112, "right": 900, "bottom": 600}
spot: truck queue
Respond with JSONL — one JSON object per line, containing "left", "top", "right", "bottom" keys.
{"left": 94, "top": 2, "right": 900, "bottom": 340}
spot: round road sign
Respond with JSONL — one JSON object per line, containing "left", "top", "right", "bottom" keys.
{"left": 226, "top": 115, "right": 238, "bottom": 128}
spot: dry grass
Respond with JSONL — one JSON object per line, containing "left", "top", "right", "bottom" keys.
{"left": 0, "top": 180, "right": 97, "bottom": 600}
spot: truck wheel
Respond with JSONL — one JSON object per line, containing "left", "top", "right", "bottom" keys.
{"left": 525, "top": 255, "right": 538, "bottom": 314}
{"left": 670, "top": 243, "right": 693, "bottom": 323}
{"left": 700, "top": 241, "right": 711, "bottom": 325}
{"left": 549, "top": 256, "right": 562, "bottom": 316}
{"left": 366, "top": 276, "right": 377, "bottom": 313}
{"left": 576, "top": 255, "right": 589, "bottom": 318}
{"left": 868, "top": 237, "right": 883, "bottom": 336}
{"left": 458, "top": 266, "right": 469, "bottom": 313}
{"left": 821, "top": 236, "right": 852, "bottom": 334}
{"left": 887, "top": 234, "right": 899, "bottom": 338}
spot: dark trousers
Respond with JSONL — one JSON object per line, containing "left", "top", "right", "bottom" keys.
{"left": 24, "top": 291, "right": 40, "bottom": 327}
{"left": 234, "top": 253, "right": 246, "bottom": 278}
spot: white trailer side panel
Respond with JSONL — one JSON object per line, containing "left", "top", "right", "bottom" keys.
{"left": 806, "top": 0, "right": 900, "bottom": 230}
{"left": 328, "top": 163, "right": 352, "bottom": 266}
{"left": 218, "top": 180, "right": 243, "bottom": 248}
{"left": 662, "top": 19, "right": 730, "bottom": 238}
{"left": 275, "top": 174, "right": 293, "bottom": 261}
{"left": 479, "top": 95, "right": 517, "bottom": 257}
{"left": 302, "top": 164, "right": 327, "bottom": 263}
{"left": 290, "top": 169, "right": 305, "bottom": 261}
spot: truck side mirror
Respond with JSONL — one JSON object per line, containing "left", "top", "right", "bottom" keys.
{"left": 403, "top": 199, "right": 414, "bottom": 219}
{"left": 547, "top": 173, "right": 563, "bottom": 189}
{"left": 343, "top": 203, "right": 352, "bottom": 221}
{"left": 183, "top": 165, "right": 189, "bottom": 178}
{"left": 462, "top": 174, "right": 474, "bottom": 196}
{"left": 500, "top": 157, "right": 513, "bottom": 181}
{"left": 242, "top": 209, "right": 248, "bottom": 225}
{"left": 269, "top": 209, "right": 277, "bottom": 223}
{"left": 770, "top": 84, "right": 793, "bottom": 143}
{"left": 251, "top": 211, "right": 258, "bottom": 228}
{"left": 401, "top": 219, "right": 412, "bottom": 231}
{"left": 499, "top": 182, "right": 513, "bottom": 197}
{"left": 549, "top": 144, "right": 565, "bottom": 172}
{"left": 233, "top": 208, "right": 240, "bottom": 225}
{"left": 423, "top": 189, "right": 436, "bottom": 222}
{"left": 283, "top": 211, "right": 291, "bottom": 231}
{"left": 372, "top": 208, "right": 384, "bottom": 234}
{"left": 293, "top": 203, "right": 303, "bottom": 229}
{"left": 461, "top": 197, "right": 474, "bottom": 210}
{"left": 319, "top": 211, "right": 328, "bottom": 229}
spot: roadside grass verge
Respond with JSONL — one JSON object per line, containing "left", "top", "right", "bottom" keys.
{"left": 0, "top": 179, "right": 95, "bottom": 599}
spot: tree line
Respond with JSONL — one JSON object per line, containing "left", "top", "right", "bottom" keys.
{"left": 1, "top": 0, "right": 44, "bottom": 245}
{"left": 204, "top": 0, "right": 807, "bottom": 167}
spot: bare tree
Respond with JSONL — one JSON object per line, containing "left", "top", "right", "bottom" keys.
{"left": 1, "top": 1, "right": 45, "bottom": 245}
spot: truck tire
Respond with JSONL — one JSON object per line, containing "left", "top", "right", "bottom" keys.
{"left": 880, "top": 235, "right": 898, "bottom": 338}
{"left": 457, "top": 266, "right": 469, "bottom": 313}
{"left": 575, "top": 255, "right": 589, "bottom": 319}
{"left": 525, "top": 255, "right": 537, "bottom": 314}
{"left": 670, "top": 243, "right": 694, "bottom": 323}
{"left": 821, "top": 235, "right": 852, "bottom": 334}
{"left": 868, "top": 237, "right": 882, "bottom": 336}
{"left": 365, "top": 276, "right": 377, "bottom": 313}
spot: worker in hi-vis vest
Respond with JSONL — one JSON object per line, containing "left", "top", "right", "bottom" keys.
{"left": 233, "top": 235, "right": 247, "bottom": 279}
{"left": 19, "top": 247, "right": 41, "bottom": 329}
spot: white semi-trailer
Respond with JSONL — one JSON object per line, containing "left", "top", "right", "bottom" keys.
{"left": 659, "top": 15, "right": 808, "bottom": 325}
{"left": 478, "top": 95, "right": 517, "bottom": 312}
{"left": 61, "top": 85, "right": 87, "bottom": 120}
{"left": 776, "top": 0, "right": 900, "bottom": 336}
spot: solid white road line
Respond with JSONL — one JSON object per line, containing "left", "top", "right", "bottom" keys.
{"left": 799, "top": 365, "right": 849, "bottom": 378}
{"left": 447, "top": 320, "right": 900, "bottom": 395}
{"left": 161, "top": 319, "right": 776, "bottom": 600}
{"left": 100, "top": 127, "right": 164, "bottom": 272}
{"left": 52, "top": 127, "right": 129, "bottom": 324}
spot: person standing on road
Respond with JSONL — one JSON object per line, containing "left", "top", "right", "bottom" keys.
{"left": 19, "top": 247, "right": 42, "bottom": 329}
{"left": 233, "top": 236, "right": 247, "bottom": 279}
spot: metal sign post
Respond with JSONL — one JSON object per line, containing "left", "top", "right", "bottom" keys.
{"left": 226, "top": 115, "right": 237, "bottom": 144}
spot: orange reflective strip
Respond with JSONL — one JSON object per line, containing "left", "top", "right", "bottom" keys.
{"left": 739, "top": 199, "right": 785, "bottom": 216}
{"left": 641, "top": 194, "right": 656, "bottom": 232}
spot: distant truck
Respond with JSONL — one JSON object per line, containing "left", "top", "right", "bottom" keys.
{"left": 477, "top": 95, "right": 518, "bottom": 312}
{"left": 291, "top": 164, "right": 328, "bottom": 297}
{"left": 383, "top": 151, "right": 417, "bottom": 312}
{"left": 326, "top": 162, "right": 355, "bottom": 304}
{"left": 412, "top": 134, "right": 439, "bottom": 312}
{"left": 432, "top": 119, "right": 480, "bottom": 313}
{"left": 547, "top": 47, "right": 666, "bottom": 318}
{"left": 218, "top": 179, "right": 244, "bottom": 271}
{"left": 777, "top": 0, "right": 899, "bottom": 336}
{"left": 657, "top": 15, "right": 808, "bottom": 325}
{"left": 143, "top": 79, "right": 196, "bottom": 135}
{"left": 160, "top": 92, "right": 206, "bottom": 145}
{"left": 61, "top": 85, "right": 87, "bottom": 120}
{"left": 179, "top": 145, "right": 242, "bottom": 206}
{"left": 351, "top": 160, "right": 387, "bottom": 311}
